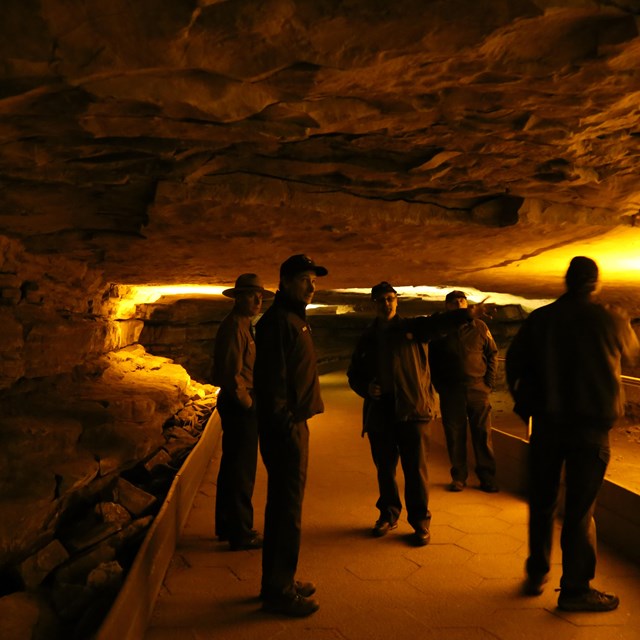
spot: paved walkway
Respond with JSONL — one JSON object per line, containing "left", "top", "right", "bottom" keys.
{"left": 145, "top": 373, "right": 640, "bottom": 640}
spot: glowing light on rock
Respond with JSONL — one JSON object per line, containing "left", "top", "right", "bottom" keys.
{"left": 335, "top": 286, "right": 552, "bottom": 312}
{"left": 490, "top": 226, "right": 640, "bottom": 285}
{"left": 115, "top": 285, "right": 228, "bottom": 318}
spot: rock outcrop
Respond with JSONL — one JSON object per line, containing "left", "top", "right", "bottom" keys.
{"left": 1, "top": 1, "right": 639, "bottom": 301}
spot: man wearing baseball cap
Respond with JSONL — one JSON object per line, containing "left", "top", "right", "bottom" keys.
{"left": 429, "top": 290, "right": 499, "bottom": 493}
{"left": 212, "top": 273, "right": 273, "bottom": 551}
{"left": 348, "top": 281, "right": 490, "bottom": 547}
{"left": 253, "top": 254, "right": 328, "bottom": 617}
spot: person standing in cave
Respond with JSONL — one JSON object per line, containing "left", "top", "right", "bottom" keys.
{"left": 429, "top": 290, "right": 499, "bottom": 493}
{"left": 212, "top": 273, "right": 273, "bottom": 551}
{"left": 347, "top": 282, "right": 493, "bottom": 547}
{"left": 253, "top": 254, "right": 328, "bottom": 618}
{"left": 506, "top": 256, "right": 639, "bottom": 611}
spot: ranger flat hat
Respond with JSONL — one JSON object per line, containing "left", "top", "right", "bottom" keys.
{"left": 222, "top": 273, "right": 274, "bottom": 298}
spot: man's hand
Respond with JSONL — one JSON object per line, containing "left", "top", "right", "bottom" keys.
{"left": 471, "top": 296, "right": 497, "bottom": 321}
{"left": 368, "top": 381, "right": 382, "bottom": 399}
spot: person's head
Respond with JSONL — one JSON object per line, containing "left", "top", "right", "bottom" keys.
{"left": 565, "top": 256, "right": 600, "bottom": 295}
{"left": 445, "top": 290, "right": 468, "bottom": 311}
{"left": 222, "top": 273, "right": 273, "bottom": 317}
{"left": 371, "top": 281, "right": 398, "bottom": 321}
{"left": 279, "top": 254, "right": 328, "bottom": 306}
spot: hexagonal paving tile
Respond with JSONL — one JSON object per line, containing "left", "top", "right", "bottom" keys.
{"left": 408, "top": 563, "right": 484, "bottom": 594}
{"left": 466, "top": 552, "right": 527, "bottom": 579}
{"left": 405, "top": 543, "right": 474, "bottom": 566}
{"left": 495, "top": 504, "right": 529, "bottom": 525}
{"left": 457, "top": 532, "right": 524, "bottom": 555}
{"left": 428, "top": 523, "right": 467, "bottom": 543}
{"left": 488, "top": 607, "right": 578, "bottom": 640}
{"left": 445, "top": 515, "right": 512, "bottom": 534}
{"left": 346, "top": 554, "right": 420, "bottom": 580}
{"left": 441, "top": 502, "right": 503, "bottom": 518}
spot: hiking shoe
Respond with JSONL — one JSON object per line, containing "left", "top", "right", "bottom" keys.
{"left": 260, "top": 581, "right": 316, "bottom": 601}
{"left": 479, "top": 481, "right": 500, "bottom": 493}
{"left": 557, "top": 588, "right": 619, "bottom": 612}
{"left": 522, "top": 574, "right": 548, "bottom": 596}
{"left": 410, "top": 527, "right": 431, "bottom": 547}
{"left": 372, "top": 519, "right": 398, "bottom": 537}
{"left": 294, "top": 581, "right": 316, "bottom": 598}
{"left": 262, "top": 594, "right": 320, "bottom": 617}
{"left": 229, "top": 532, "right": 263, "bottom": 551}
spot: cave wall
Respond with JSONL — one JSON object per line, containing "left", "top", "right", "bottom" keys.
{"left": 0, "top": 236, "right": 129, "bottom": 389}
{"left": 0, "top": 237, "right": 210, "bottom": 577}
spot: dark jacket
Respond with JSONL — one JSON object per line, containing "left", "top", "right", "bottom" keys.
{"left": 505, "top": 292, "right": 639, "bottom": 428}
{"left": 429, "top": 319, "right": 498, "bottom": 393}
{"left": 254, "top": 291, "right": 324, "bottom": 436}
{"left": 347, "top": 310, "right": 474, "bottom": 435}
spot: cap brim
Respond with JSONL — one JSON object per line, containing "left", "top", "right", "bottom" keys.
{"left": 222, "top": 287, "right": 275, "bottom": 299}
{"left": 313, "top": 266, "right": 328, "bottom": 276}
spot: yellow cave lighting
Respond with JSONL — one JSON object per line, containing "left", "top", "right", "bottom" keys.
{"left": 495, "top": 226, "right": 640, "bottom": 284}
{"left": 336, "top": 285, "right": 552, "bottom": 312}
{"left": 115, "top": 284, "right": 228, "bottom": 319}
{"left": 115, "top": 284, "right": 338, "bottom": 319}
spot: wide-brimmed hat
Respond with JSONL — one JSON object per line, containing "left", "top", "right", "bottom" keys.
{"left": 222, "top": 273, "right": 274, "bottom": 298}
{"left": 279, "top": 254, "right": 328, "bottom": 279}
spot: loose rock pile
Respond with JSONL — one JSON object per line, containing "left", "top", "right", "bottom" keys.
{"left": 0, "top": 349, "right": 218, "bottom": 640}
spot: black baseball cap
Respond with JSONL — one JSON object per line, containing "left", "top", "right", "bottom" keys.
{"left": 371, "top": 281, "right": 397, "bottom": 300}
{"left": 445, "top": 290, "right": 467, "bottom": 303}
{"left": 279, "top": 254, "right": 328, "bottom": 279}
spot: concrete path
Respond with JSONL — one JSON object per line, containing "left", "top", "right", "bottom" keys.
{"left": 145, "top": 372, "right": 640, "bottom": 640}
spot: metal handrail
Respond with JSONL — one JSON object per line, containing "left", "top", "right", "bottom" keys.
{"left": 497, "top": 356, "right": 640, "bottom": 389}
{"left": 622, "top": 374, "right": 640, "bottom": 388}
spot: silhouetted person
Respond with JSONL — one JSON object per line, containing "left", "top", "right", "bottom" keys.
{"left": 429, "top": 290, "right": 499, "bottom": 493}
{"left": 212, "top": 274, "right": 273, "bottom": 550}
{"left": 254, "top": 254, "right": 327, "bottom": 617}
{"left": 506, "top": 256, "right": 639, "bottom": 611}
{"left": 348, "top": 282, "right": 493, "bottom": 547}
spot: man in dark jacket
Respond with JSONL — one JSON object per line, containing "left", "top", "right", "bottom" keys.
{"left": 212, "top": 273, "right": 273, "bottom": 551}
{"left": 347, "top": 282, "right": 490, "bottom": 547}
{"left": 429, "top": 290, "right": 499, "bottom": 493}
{"left": 506, "top": 256, "right": 639, "bottom": 611}
{"left": 254, "top": 254, "right": 327, "bottom": 618}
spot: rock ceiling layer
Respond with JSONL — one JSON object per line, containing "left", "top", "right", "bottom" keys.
{"left": 2, "top": 0, "right": 640, "bottom": 303}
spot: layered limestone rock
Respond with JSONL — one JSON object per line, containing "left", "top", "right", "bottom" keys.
{"left": 1, "top": 1, "right": 640, "bottom": 300}
{"left": 0, "top": 240, "right": 215, "bottom": 577}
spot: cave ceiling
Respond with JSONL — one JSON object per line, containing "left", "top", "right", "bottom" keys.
{"left": 2, "top": 0, "right": 640, "bottom": 308}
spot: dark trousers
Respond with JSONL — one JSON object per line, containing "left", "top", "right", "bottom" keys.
{"left": 526, "top": 419, "right": 610, "bottom": 592}
{"left": 367, "top": 419, "right": 431, "bottom": 531}
{"left": 214, "top": 392, "right": 259, "bottom": 544}
{"left": 439, "top": 387, "right": 496, "bottom": 484}
{"left": 259, "top": 420, "right": 309, "bottom": 598}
